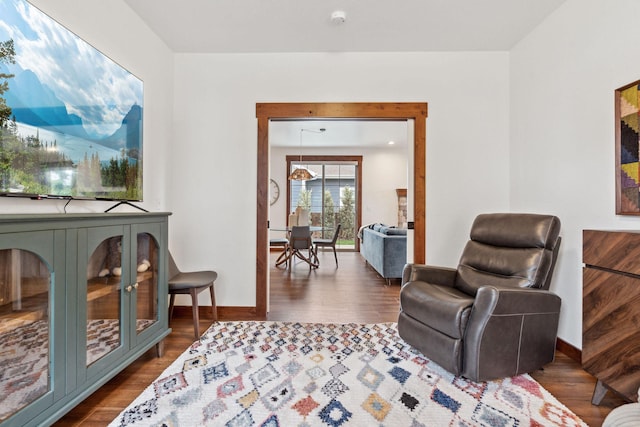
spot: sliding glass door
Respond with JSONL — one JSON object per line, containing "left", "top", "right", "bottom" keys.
{"left": 287, "top": 156, "right": 361, "bottom": 251}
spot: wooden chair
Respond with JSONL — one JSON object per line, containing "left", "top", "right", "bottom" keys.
{"left": 313, "top": 224, "right": 341, "bottom": 267}
{"left": 168, "top": 252, "right": 217, "bottom": 339}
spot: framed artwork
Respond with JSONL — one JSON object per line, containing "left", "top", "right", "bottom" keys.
{"left": 616, "top": 79, "right": 640, "bottom": 214}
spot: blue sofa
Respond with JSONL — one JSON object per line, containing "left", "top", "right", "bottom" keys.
{"left": 359, "top": 223, "right": 407, "bottom": 283}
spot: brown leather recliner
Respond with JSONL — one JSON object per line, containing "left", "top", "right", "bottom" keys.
{"left": 397, "top": 213, "right": 562, "bottom": 382}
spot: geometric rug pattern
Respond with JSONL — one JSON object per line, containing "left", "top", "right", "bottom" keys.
{"left": 0, "top": 320, "right": 49, "bottom": 422}
{"left": 109, "top": 321, "right": 587, "bottom": 426}
{"left": 87, "top": 318, "right": 155, "bottom": 365}
{"left": 1, "top": 318, "right": 156, "bottom": 422}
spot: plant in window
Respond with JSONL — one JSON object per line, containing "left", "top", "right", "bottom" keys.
{"left": 323, "top": 190, "right": 336, "bottom": 232}
{"left": 297, "top": 188, "right": 312, "bottom": 210}
{"left": 338, "top": 185, "right": 355, "bottom": 240}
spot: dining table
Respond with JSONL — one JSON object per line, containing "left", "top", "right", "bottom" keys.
{"left": 270, "top": 226, "right": 331, "bottom": 268}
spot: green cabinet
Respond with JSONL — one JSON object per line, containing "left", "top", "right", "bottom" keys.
{"left": 0, "top": 213, "right": 171, "bottom": 427}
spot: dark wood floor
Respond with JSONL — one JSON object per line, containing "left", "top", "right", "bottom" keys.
{"left": 55, "top": 251, "right": 626, "bottom": 426}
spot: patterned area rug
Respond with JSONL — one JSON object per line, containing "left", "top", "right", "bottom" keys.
{"left": 110, "top": 321, "right": 587, "bottom": 427}
{"left": 1, "top": 318, "right": 155, "bottom": 422}
{"left": 0, "top": 320, "right": 48, "bottom": 422}
{"left": 110, "top": 322, "right": 586, "bottom": 427}
{"left": 87, "top": 318, "right": 156, "bottom": 365}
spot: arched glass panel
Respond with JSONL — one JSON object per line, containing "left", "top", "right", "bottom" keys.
{"left": 135, "top": 232, "right": 158, "bottom": 334}
{"left": 0, "top": 249, "right": 51, "bottom": 421}
{"left": 86, "top": 236, "right": 122, "bottom": 366}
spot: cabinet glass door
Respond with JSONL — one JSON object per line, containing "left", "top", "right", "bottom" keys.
{"left": 86, "top": 236, "right": 123, "bottom": 366}
{"left": 0, "top": 250, "right": 51, "bottom": 422}
{"left": 134, "top": 232, "right": 158, "bottom": 334}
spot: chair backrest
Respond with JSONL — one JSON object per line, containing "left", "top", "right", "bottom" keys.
{"left": 454, "top": 213, "right": 561, "bottom": 296}
{"left": 330, "top": 224, "right": 342, "bottom": 244}
{"left": 289, "top": 226, "right": 312, "bottom": 250}
{"left": 168, "top": 251, "right": 180, "bottom": 279}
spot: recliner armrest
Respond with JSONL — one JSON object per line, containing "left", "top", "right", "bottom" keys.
{"left": 462, "top": 286, "right": 561, "bottom": 381}
{"left": 473, "top": 286, "right": 561, "bottom": 315}
{"left": 402, "top": 263, "right": 457, "bottom": 287}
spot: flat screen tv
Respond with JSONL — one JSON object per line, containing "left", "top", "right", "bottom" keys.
{"left": 0, "top": 0, "right": 143, "bottom": 202}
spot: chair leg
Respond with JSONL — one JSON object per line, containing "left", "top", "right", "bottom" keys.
{"left": 306, "top": 247, "right": 319, "bottom": 269}
{"left": 275, "top": 245, "right": 290, "bottom": 268}
{"left": 287, "top": 249, "right": 293, "bottom": 270}
{"left": 209, "top": 284, "right": 218, "bottom": 321}
{"left": 190, "top": 288, "right": 200, "bottom": 339}
{"left": 283, "top": 245, "right": 291, "bottom": 268}
{"left": 333, "top": 246, "right": 338, "bottom": 267}
{"left": 168, "top": 293, "right": 176, "bottom": 325}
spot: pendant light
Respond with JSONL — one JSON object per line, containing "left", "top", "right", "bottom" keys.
{"left": 289, "top": 128, "right": 325, "bottom": 180}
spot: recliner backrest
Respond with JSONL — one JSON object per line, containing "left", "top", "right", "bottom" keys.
{"left": 454, "top": 213, "right": 561, "bottom": 296}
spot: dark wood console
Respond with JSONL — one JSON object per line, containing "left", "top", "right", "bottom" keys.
{"left": 583, "top": 229, "right": 640, "bottom": 404}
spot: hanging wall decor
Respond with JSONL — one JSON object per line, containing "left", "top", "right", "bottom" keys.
{"left": 616, "top": 79, "right": 640, "bottom": 214}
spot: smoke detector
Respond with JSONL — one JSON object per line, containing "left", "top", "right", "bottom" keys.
{"left": 331, "top": 10, "right": 346, "bottom": 24}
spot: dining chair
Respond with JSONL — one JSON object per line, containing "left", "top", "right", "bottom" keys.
{"left": 287, "top": 225, "right": 318, "bottom": 269}
{"left": 313, "top": 223, "right": 341, "bottom": 267}
{"left": 270, "top": 237, "right": 290, "bottom": 268}
{"left": 168, "top": 252, "right": 218, "bottom": 339}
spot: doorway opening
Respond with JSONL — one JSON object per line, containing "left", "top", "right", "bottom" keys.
{"left": 256, "top": 102, "right": 428, "bottom": 318}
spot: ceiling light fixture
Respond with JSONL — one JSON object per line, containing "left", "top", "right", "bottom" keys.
{"left": 289, "top": 128, "right": 325, "bottom": 181}
{"left": 331, "top": 10, "right": 347, "bottom": 25}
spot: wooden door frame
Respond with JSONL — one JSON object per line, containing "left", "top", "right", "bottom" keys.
{"left": 255, "top": 102, "right": 427, "bottom": 318}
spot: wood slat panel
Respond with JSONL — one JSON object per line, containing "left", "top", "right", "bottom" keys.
{"left": 582, "top": 269, "right": 640, "bottom": 335}
{"left": 584, "top": 229, "right": 640, "bottom": 275}
{"left": 583, "top": 229, "right": 640, "bottom": 402}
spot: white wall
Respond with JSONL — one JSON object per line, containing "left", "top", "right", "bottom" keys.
{"left": 171, "top": 52, "right": 511, "bottom": 308}
{"left": 269, "top": 145, "right": 408, "bottom": 233}
{"left": 361, "top": 146, "right": 409, "bottom": 227}
{"left": 0, "top": 0, "right": 174, "bottom": 214}
{"left": 510, "top": 0, "right": 640, "bottom": 348}
{"left": 1, "top": 3, "right": 512, "bottom": 328}
{"left": 13, "top": 0, "right": 628, "bottom": 350}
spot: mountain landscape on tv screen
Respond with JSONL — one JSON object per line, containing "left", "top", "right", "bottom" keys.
{"left": 3, "top": 66, "right": 141, "bottom": 154}
{"left": 0, "top": 0, "right": 143, "bottom": 200}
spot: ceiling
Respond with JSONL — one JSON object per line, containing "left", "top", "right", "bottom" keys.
{"left": 125, "top": 0, "right": 566, "bottom": 54}
{"left": 269, "top": 120, "right": 408, "bottom": 148}
{"left": 124, "top": 0, "right": 565, "bottom": 147}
